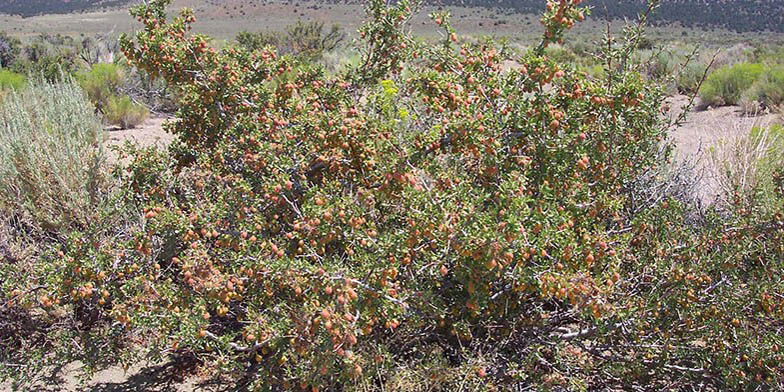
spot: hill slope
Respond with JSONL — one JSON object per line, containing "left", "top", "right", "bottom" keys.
{"left": 0, "top": 0, "right": 130, "bottom": 17}
{"left": 433, "top": 0, "right": 784, "bottom": 33}
{"left": 1, "top": 0, "right": 782, "bottom": 33}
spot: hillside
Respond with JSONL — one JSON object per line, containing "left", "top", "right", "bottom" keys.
{"left": 1, "top": 0, "right": 783, "bottom": 33}
{"left": 0, "top": 0, "right": 130, "bottom": 17}
{"left": 434, "top": 0, "right": 784, "bottom": 33}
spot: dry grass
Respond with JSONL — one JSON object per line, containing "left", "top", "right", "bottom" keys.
{"left": 708, "top": 119, "right": 784, "bottom": 208}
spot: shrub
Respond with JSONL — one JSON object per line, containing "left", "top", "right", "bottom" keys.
{"left": 0, "top": 32, "right": 21, "bottom": 68}
{"left": 235, "top": 30, "right": 280, "bottom": 52}
{"left": 543, "top": 44, "right": 577, "bottom": 64}
{"left": 77, "top": 63, "right": 151, "bottom": 128}
{"left": 742, "top": 65, "right": 784, "bottom": 112}
{"left": 0, "top": 78, "right": 106, "bottom": 232}
{"left": 77, "top": 62, "right": 124, "bottom": 111}
{"left": 710, "top": 122, "right": 784, "bottom": 211}
{"left": 582, "top": 63, "right": 606, "bottom": 80}
{"left": 104, "top": 95, "right": 148, "bottom": 129}
{"left": 646, "top": 50, "right": 679, "bottom": 80}
{"left": 2, "top": 0, "right": 784, "bottom": 391}
{"left": 677, "top": 59, "right": 709, "bottom": 94}
{"left": 699, "top": 62, "right": 764, "bottom": 107}
{"left": 12, "top": 34, "right": 80, "bottom": 81}
{"left": 235, "top": 21, "right": 345, "bottom": 61}
{"left": 0, "top": 69, "right": 25, "bottom": 91}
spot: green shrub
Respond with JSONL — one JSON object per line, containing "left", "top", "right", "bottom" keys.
{"left": 646, "top": 50, "right": 679, "bottom": 80}
{"left": 742, "top": 65, "right": 784, "bottom": 112}
{"left": 235, "top": 30, "right": 279, "bottom": 52}
{"left": 582, "top": 63, "right": 606, "bottom": 80}
{"left": 677, "top": 60, "right": 709, "bottom": 94}
{"left": 77, "top": 62, "right": 124, "bottom": 111}
{"left": 235, "top": 21, "right": 345, "bottom": 61}
{"left": 699, "top": 62, "right": 764, "bottom": 106}
{"left": 11, "top": 34, "right": 80, "bottom": 81}
{"left": 0, "top": 69, "right": 25, "bottom": 91}
{"left": 0, "top": 78, "right": 106, "bottom": 232}
{"left": 543, "top": 44, "right": 577, "bottom": 64}
{"left": 104, "top": 94, "right": 148, "bottom": 129}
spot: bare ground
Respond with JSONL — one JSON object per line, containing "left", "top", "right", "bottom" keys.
{"left": 104, "top": 116, "right": 176, "bottom": 165}
{"left": 2, "top": 98, "right": 781, "bottom": 392}
{"left": 667, "top": 95, "right": 781, "bottom": 203}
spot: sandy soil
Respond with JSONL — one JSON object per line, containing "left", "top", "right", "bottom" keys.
{"left": 103, "top": 116, "right": 177, "bottom": 165}
{"left": 0, "top": 359, "right": 221, "bottom": 392}
{"left": 666, "top": 95, "right": 781, "bottom": 203}
{"left": 1, "top": 98, "right": 781, "bottom": 392}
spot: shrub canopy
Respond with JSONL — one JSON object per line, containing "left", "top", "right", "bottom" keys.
{"left": 1, "top": 0, "right": 783, "bottom": 390}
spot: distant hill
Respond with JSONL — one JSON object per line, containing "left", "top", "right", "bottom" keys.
{"left": 1, "top": 0, "right": 782, "bottom": 33}
{"left": 431, "top": 0, "right": 784, "bottom": 33}
{"left": 0, "top": 0, "right": 131, "bottom": 17}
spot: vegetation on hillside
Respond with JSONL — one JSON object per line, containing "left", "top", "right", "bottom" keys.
{"left": 427, "top": 0, "right": 784, "bottom": 33}
{"left": 0, "top": 0, "right": 129, "bottom": 17}
{"left": 1, "top": 0, "right": 783, "bottom": 33}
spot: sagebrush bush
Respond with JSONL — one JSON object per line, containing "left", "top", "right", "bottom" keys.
{"left": 2, "top": 0, "right": 784, "bottom": 391}
{"left": 104, "top": 94, "right": 148, "bottom": 129}
{"left": 77, "top": 62, "right": 124, "bottom": 111}
{"left": 0, "top": 78, "right": 105, "bottom": 232}
{"left": 677, "top": 58, "right": 709, "bottom": 94}
{"left": 699, "top": 62, "right": 764, "bottom": 107}
{"left": 11, "top": 34, "right": 81, "bottom": 82}
{"left": 742, "top": 65, "right": 784, "bottom": 112}
{"left": 236, "top": 21, "right": 345, "bottom": 61}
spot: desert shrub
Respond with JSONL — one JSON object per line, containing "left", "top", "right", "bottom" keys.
{"left": 235, "top": 21, "right": 345, "bottom": 61}
{"left": 677, "top": 58, "right": 709, "bottom": 94}
{"left": 77, "top": 63, "right": 151, "bottom": 128}
{"left": 567, "top": 39, "right": 597, "bottom": 58}
{"left": 645, "top": 49, "right": 679, "bottom": 80}
{"left": 235, "top": 30, "right": 280, "bottom": 52}
{"left": 77, "top": 62, "right": 124, "bottom": 111}
{"left": 104, "top": 95, "right": 148, "bottom": 129}
{"left": 543, "top": 44, "right": 577, "bottom": 64}
{"left": 2, "top": 0, "right": 784, "bottom": 391}
{"left": 710, "top": 121, "right": 784, "bottom": 209}
{"left": 0, "top": 32, "right": 21, "bottom": 68}
{"left": 0, "top": 69, "right": 25, "bottom": 91}
{"left": 0, "top": 78, "right": 106, "bottom": 232}
{"left": 582, "top": 63, "right": 606, "bottom": 80}
{"left": 12, "top": 34, "right": 81, "bottom": 81}
{"left": 742, "top": 65, "right": 784, "bottom": 112}
{"left": 712, "top": 43, "right": 753, "bottom": 68}
{"left": 699, "top": 62, "right": 764, "bottom": 107}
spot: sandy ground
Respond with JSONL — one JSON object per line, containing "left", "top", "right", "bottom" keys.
{"left": 1, "top": 360, "right": 208, "bottom": 392}
{"left": 103, "top": 116, "right": 177, "bottom": 165}
{"left": 1, "top": 98, "right": 781, "bottom": 392}
{"left": 667, "top": 95, "right": 781, "bottom": 203}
